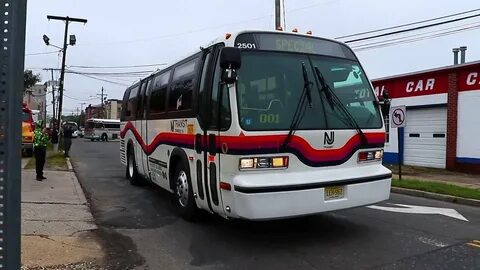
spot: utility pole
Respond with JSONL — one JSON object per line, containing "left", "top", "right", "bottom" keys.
{"left": 46, "top": 15, "right": 87, "bottom": 129}
{"left": 275, "top": 0, "right": 285, "bottom": 30}
{"left": 43, "top": 68, "right": 56, "bottom": 121}
{"left": 79, "top": 102, "right": 86, "bottom": 127}
{"left": 97, "top": 87, "right": 107, "bottom": 118}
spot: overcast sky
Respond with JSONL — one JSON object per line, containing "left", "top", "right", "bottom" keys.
{"left": 24, "top": 0, "right": 480, "bottom": 115}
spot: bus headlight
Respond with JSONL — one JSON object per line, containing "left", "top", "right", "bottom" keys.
{"left": 358, "top": 150, "right": 383, "bottom": 163}
{"left": 239, "top": 156, "right": 289, "bottom": 170}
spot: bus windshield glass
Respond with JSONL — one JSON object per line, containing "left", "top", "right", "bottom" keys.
{"left": 236, "top": 51, "right": 382, "bottom": 131}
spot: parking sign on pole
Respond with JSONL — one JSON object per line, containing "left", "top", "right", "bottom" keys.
{"left": 0, "top": 0, "right": 27, "bottom": 269}
{"left": 390, "top": 106, "right": 407, "bottom": 180}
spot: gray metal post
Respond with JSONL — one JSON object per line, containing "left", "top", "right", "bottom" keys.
{"left": 452, "top": 48, "right": 459, "bottom": 65}
{"left": 0, "top": 0, "right": 27, "bottom": 269}
{"left": 459, "top": 46, "right": 467, "bottom": 64}
{"left": 275, "top": 0, "right": 281, "bottom": 30}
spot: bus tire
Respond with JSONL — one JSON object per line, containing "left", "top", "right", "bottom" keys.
{"left": 101, "top": 133, "right": 108, "bottom": 142}
{"left": 173, "top": 161, "right": 197, "bottom": 221}
{"left": 126, "top": 147, "right": 145, "bottom": 186}
{"left": 90, "top": 139, "right": 95, "bottom": 142}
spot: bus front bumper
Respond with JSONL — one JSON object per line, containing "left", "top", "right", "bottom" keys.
{"left": 227, "top": 169, "right": 391, "bottom": 220}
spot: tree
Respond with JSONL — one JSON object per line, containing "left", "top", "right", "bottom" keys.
{"left": 24, "top": 70, "right": 41, "bottom": 92}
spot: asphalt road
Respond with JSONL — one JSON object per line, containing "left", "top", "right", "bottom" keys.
{"left": 70, "top": 139, "right": 480, "bottom": 270}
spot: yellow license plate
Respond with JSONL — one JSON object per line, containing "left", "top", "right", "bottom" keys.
{"left": 324, "top": 186, "right": 345, "bottom": 201}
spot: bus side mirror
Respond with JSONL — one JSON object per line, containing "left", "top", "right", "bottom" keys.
{"left": 220, "top": 47, "right": 241, "bottom": 84}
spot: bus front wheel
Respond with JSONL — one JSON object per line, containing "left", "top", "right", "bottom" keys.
{"left": 173, "top": 162, "right": 197, "bottom": 221}
{"left": 126, "top": 148, "right": 144, "bottom": 186}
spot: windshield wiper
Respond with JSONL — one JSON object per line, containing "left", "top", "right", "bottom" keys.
{"left": 313, "top": 66, "right": 368, "bottom": 146}
{"left": 280, "top": 63, "right": 312, "bottom": 151}
{"left": 302, "top": 63, "right": 313, "bottom": 108}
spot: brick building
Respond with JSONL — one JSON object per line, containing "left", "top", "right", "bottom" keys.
{"left": 85, "top": 104, "right": 103, "bottom": 119}
{"left": 372, "top": 61, "right": 480, "bottom": 173}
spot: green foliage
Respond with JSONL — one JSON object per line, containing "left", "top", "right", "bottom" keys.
{"left": 24, "top": 70, "right": 41, "bottom": 92}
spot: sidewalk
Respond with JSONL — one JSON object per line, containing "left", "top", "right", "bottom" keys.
{"left": 388, "top": 165, "right": 480, "bottom": 190}
{"left": 21, "top": 161, "right": 105, "bottom": 268}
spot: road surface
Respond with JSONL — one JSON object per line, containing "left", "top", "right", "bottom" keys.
{"left": 70, "top": 139, "right": 480, "bottom": 270}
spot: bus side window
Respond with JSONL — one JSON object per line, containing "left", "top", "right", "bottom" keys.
{"left": 198, "top": 51, "right": 212, "bottom": 127}
{"left": 137, "top": 80, "right": 148, "bottom": 120}
{"left": 121, "top": 87, "right": 132, "bottom": 121}
{"left": 143, "top": 79, "right": 152, "bottom": 119}
{"left": 149, "top": 70, "right": 171, "bottom": 118}
{"left": 169, "top": 57, "right": 199, "bottom": 112}
{"left": 126, "top": 85, "right": 139, "bottom": 121}
{"left": 210, "top": 55, "right": 231, "bottom": 130}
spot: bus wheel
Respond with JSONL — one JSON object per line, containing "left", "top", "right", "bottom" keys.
{"left": 126, "top": 148, "right": 144, "bottom": 186}
{"left": 173, "top": 162, "right": 197, "bottom": 221}
{"left": 90, "top": 139, "right": 95, "bottom": 142}
{"left": 101, "top": 134, "right": 108, "bottom": 142}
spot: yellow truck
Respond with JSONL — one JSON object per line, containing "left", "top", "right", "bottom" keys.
{"left": 22, "top": 104, "right": 34, "bottom": 157}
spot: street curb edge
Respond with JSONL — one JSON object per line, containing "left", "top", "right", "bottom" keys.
{"left": 391, "top": 187, "right": 480, "bottom": 207}
{"left": 66, "top": 157, "right": 73, "bottom": 171}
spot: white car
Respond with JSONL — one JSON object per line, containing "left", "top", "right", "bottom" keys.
{"left": 72, "top": 130, "right": 79, "bottom": 138}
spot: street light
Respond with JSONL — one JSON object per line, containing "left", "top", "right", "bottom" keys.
{"left": 42, "top": 34, "right": 63, "bottom": 50}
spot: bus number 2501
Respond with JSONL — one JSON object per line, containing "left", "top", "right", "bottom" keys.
{"left": 236, "top": 43, "right": 257, "bottom": 49}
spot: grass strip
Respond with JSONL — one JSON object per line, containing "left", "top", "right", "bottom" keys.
{"left": 24, "top": 151, "right": 68, "bottom": 171}
{"left": 392, "top": 178, "right": 480, "bottom": 200}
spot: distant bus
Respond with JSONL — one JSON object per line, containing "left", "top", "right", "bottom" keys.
{"left": 85, "top": 118, "right": 120, "bottom": 142}
{"left": 120, "top": 30, "right": 391, "bottom": 221}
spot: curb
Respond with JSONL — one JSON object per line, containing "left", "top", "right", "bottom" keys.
{"left": 66, "top": 157, "right": 73, "bottom": 171}
{"left": 391, "top": 187, "right": 480, "bottom": 207}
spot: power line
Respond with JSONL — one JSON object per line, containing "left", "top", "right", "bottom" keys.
{"left": 352, "top": 24, "right": 480, "bottom": 51}
{"left": 68, "top": 63, "right": 168, "bottom": 69}
{"left": 25, "top": 50, "right": 61, "bottom": 56}
{"left": 66, "top": 70, "right": 153, "bottom": 75}
{"left": 64, "top": 94, "right": 97, "bottom": 102}
{"left": 343, "top": 12, "right": 480, "bottom": 43}
{"left": 337, "top": 8, "right": 480, "bottom": 39}
{"left": 351, "top": 21, "right": 480, "bottom": 49}
{"left": 67, "top": 72, "right": 130, "bottom": 86}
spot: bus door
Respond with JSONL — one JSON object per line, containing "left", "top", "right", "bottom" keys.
{"left": 135, "top": 80, "right": 149, "bottom": 177}
{"left": 199, "top": 47, "right": 230, "bottom": 215}
{"left": 140, "top": 79, "right": 152, "bottom": 177}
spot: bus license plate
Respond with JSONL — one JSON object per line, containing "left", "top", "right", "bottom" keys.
{"left": 324, "top": 186, "right": 344, "bottom": 201}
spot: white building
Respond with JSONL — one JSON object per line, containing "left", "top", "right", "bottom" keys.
{"left": 372, "top": 61, "right": 480, "bottom": 173}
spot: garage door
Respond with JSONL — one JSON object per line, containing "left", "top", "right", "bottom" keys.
{"left": 403, "top": 107, "right": 447, "bottom": 168}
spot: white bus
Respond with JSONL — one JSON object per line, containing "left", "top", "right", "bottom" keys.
{"left": 120, "top": 30, "right": 392, "bottom": 221}
{"left": 85, "top": 118, "right": 121, "bottom": 141}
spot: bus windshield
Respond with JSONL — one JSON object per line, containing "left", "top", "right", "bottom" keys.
{"left": 236, "top": 51, "right": 382, "bottom": 131}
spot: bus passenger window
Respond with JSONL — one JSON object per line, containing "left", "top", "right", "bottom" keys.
{"left": 169, "top": 58, "right": 199, "bottom": 112}
{"left": 149, "top": 70, "right": 170, "bottom": 115}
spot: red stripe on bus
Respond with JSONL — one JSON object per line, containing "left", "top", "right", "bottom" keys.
{"left": 120, "top": 122, "right": 385, "bottom": 163}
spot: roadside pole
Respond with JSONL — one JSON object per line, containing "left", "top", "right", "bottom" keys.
{"left": 398, "top": 128, "right": 402, "bottom": 180}
{"left": 390, "top": 106, "right": 407, "bottom": 181}
{"left": 45, "top": 15, "right": 87, "bottom": 130}
{"left": 0, "top": 0, "right": 27, "bottom": 268}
